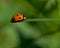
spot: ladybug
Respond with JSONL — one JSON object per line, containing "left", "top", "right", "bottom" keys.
{"left": 10, "top": 13, "right": 26, "bottom": 23}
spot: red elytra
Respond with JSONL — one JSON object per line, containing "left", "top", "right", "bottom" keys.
{"left": 11, "top": 13, "right": 26, "bottom": 23}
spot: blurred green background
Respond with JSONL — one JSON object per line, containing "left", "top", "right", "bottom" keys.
{"left": 0, "top": 0, "right": 60, "bottom": 48}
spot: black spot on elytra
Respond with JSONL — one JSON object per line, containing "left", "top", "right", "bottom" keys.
{"left": 19, "top": 17, "right": 21, "bottom": 19}
{"left": 17, "top": 14, "right": 19, "bottom": 16}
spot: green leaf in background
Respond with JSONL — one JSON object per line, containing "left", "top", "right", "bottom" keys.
{"left": 0, "top": 25, "right": 19, "bottom": 48}
{"left": 35, "top": 31, "right": 60, "bottom": 48}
